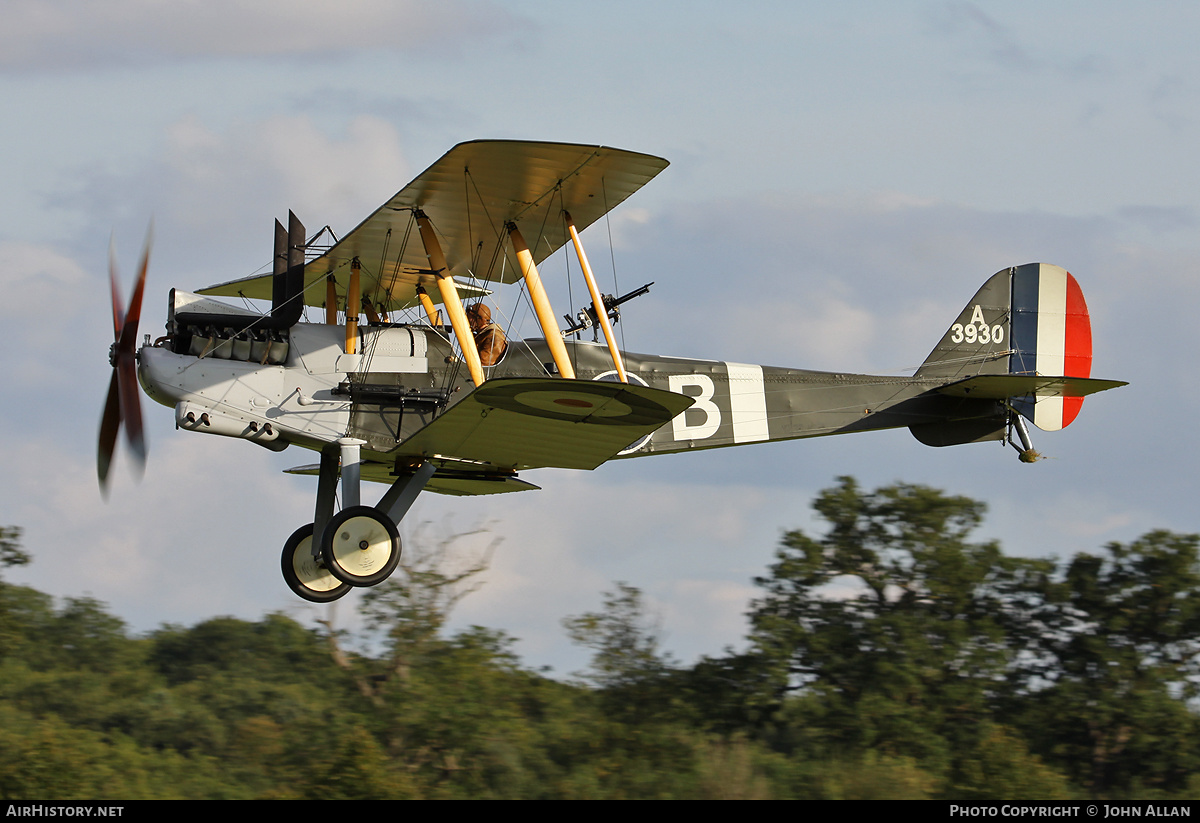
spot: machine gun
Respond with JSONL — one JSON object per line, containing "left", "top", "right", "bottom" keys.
{"left": 562, "top": 282, "right": 654, "bottom": 339}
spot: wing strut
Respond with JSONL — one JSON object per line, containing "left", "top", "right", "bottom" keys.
{"left": 564, "top": 210, "right": 627, "bottom": 383}
{"left": 346, "top": 258, "right": 361, "bottom": 354}
{"left": 508, "top": 222, "right": 576, "bottom": 379}
{"left": 324, "top": 275, "right": 338, "bottom": 325}
{"left": 416, "top": 285, "right": 442, "bottom": 327}
{"left": 415, "top": 210, "right": 485, "bottom": 386}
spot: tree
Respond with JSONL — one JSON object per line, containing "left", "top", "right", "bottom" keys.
{"left": 0, "top": 526, "right": 28, "bottom": 571}
{"left": 1013, "top": 530, "right": 1200, "bottom": 797}
{"left": 323, "top": 523, "right": 496, "bottom": 703}
{"left": 0, "top": 526, "right": 36, "bottom": 658}
{"left": 564, "top": 582, "right": 675, "bottom": 692}
{"left": 746, "top": 477, "right": 1057, "bottom": 784}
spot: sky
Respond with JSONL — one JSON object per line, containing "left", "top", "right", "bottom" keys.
{"left": 1, "top": 1, "right": 1197, "bottom": 676}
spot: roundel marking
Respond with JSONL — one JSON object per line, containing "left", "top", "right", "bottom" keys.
{"left": 509, "top": 388, "right": 633, "bottom": 418}
{"left": 473, "top": 379, "right": 669, "bottom": 426}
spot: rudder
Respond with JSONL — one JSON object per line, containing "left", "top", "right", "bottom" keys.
{"left": 1009, "top": 263, "right": 1092, "bottom": 430}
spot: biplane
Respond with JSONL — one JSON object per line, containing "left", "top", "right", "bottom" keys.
{"left": 99, "top": 140, "right": 1126, "bottom": 602}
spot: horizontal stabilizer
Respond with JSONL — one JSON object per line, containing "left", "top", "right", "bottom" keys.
{"left": 936, "top": 374, "right": 1128, "bottom": 400}
{"left": 393, "top": 377, "right": 694, "bottom": 471}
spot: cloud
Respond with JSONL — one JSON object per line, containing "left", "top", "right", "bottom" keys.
{"left": 1, "top": 422, "right": 313, "bottom": 624}
{"left": 0, "top": 242, "right": 89, "bottom": 314}
{"left": 68, "top": 114, "right": 414, "bottom": 288}
{"left": 926, "top": 2, "right": 1113, "bottom": 81}
{"left": 160, "top": 114, "right": 410, "bottom": 236}
{"left": 1115, "top": 205, "right": 1196, "bottom": 235}
{"left": 928, "top": 2, "right": 1037, "bottom": 72}
{"left": 725, "top": 295, "right": 880, "bottom": 374}
{"left": 0, "top": 0, "right": 523, "bottom": 71}
{"left": 607, "top": 189, "right": 1119, "bottom": 373}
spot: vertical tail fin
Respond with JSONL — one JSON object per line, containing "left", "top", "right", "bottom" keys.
{"left": 917, "top": 263, "right": 1095, "bottom": 432}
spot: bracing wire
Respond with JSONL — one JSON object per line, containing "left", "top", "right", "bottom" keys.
{"left": 600, "top": 177, "right": 626, "bottom": 351}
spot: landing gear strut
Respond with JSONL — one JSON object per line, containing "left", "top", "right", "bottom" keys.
{"left": 279, "top": 438, "right": 437, "bottom": 601}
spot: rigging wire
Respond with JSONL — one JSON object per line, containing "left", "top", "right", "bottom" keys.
{"left": 372, "top": 226, "right": 393, "bottom": 322}
{"left": 463, "top": 167, "right": 507, "bottom": 284}
{"left": 382, "top": 210, "right": 416, "bottom": 319}
{"left": 600, "top": 177, "right": 627, "bottom": 352}
{"left": 555, "top": 187, "right": 577, "bottom": 353}
{"left": 464, "top": 166, "right": 476, "bottom": 274}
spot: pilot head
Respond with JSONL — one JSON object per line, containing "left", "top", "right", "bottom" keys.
{"left": 466, "top": 303, "right": 491, "bottom": 331}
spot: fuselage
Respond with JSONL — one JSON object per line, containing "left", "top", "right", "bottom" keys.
{"left": 139, "top": 319, "right": 993, "bottom": 473}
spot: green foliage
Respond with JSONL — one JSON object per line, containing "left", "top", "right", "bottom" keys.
{"left": 1010, "top": 530, "right": 1200, "bottom": 797}
{"left": 564, "top": 581, "right": 674, "bottom": 690}
{"left": 356, "top": 525, "right": 495, "bottom": 684}
{"left": 0, "top": 527, "right": 34, "bottom": 657}
{"left": 943, "top": 724, "right": 1076, "bottom": 800}
{"left": 0, "top": 526, "right": 29, "bottom": 571}
{"left": 781, "top": 750, "right": 940, "bottom": 800}
{"left": 149, "top": 612, "right": 333, "bottom": 685}
{"left": 302, "top": 725, "right": 418, "bottom": 800}
{"left": 747, "top": 477, "right": 1055, "bottom": 773}
{"left": 0, "top": 584, "right": 52, "bottom": 660}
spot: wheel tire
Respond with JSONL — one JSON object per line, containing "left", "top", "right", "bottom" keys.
{"left": 320, "top": 506, "right": 402, "bottom": 587}
{"left": 281, "top": 523, "right": 351, "bottom": 603}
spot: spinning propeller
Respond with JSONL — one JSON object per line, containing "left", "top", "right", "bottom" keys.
{"left": 98, "top": 228, "right": 151, "bottom": 494}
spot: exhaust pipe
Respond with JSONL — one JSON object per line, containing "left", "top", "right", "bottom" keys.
{"left": 173, "top": 211, "right": 307, "bottom": 332}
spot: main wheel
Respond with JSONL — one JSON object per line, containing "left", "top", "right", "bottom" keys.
{"left": 281, "top": 523, "right": 351, "bottom": 603}
{"left": 320, "top": 506, "right": 401, "bottom": 587}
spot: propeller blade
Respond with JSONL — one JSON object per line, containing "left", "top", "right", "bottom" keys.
{"left": 97, "top": 370, "right": 122, "bottom": 494}
{"left": 116, "top": 225, "right": 151, "bottom": 358}
{"left": 99, "top": 223, "right": 152, "bottom": 492}
{"left": 109, "top": 236, "right": 124, "bottom": 341}
{"left": 121, "top": 224, "right": 151, "bottom": 349}
{"left": 117, "top": 350, "right": 146, "bottom": 469}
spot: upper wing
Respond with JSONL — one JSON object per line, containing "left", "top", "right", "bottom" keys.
{"left": 392, "top": 377, "right": 693, "bottom": 471}
{"left": 198, "top": 140, "right": 668, "bottom": 313}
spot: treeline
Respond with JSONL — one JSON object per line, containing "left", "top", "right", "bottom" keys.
{"left": 1, "top": 478, "right": 1198, "bottom": 799}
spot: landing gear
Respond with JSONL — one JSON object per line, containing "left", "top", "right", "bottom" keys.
{"left": 320, "top": 506, "right": 402, "bottom": 587}
{"left": 278, "top": 437, "right": 434, "bottom": 601}
{"left": 281, "top": 523, "right": 351, "bottom": 603}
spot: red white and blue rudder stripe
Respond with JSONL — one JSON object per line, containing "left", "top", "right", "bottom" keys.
{"left": 1010, "top": 263, "right": 1093, "bottom": 431}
